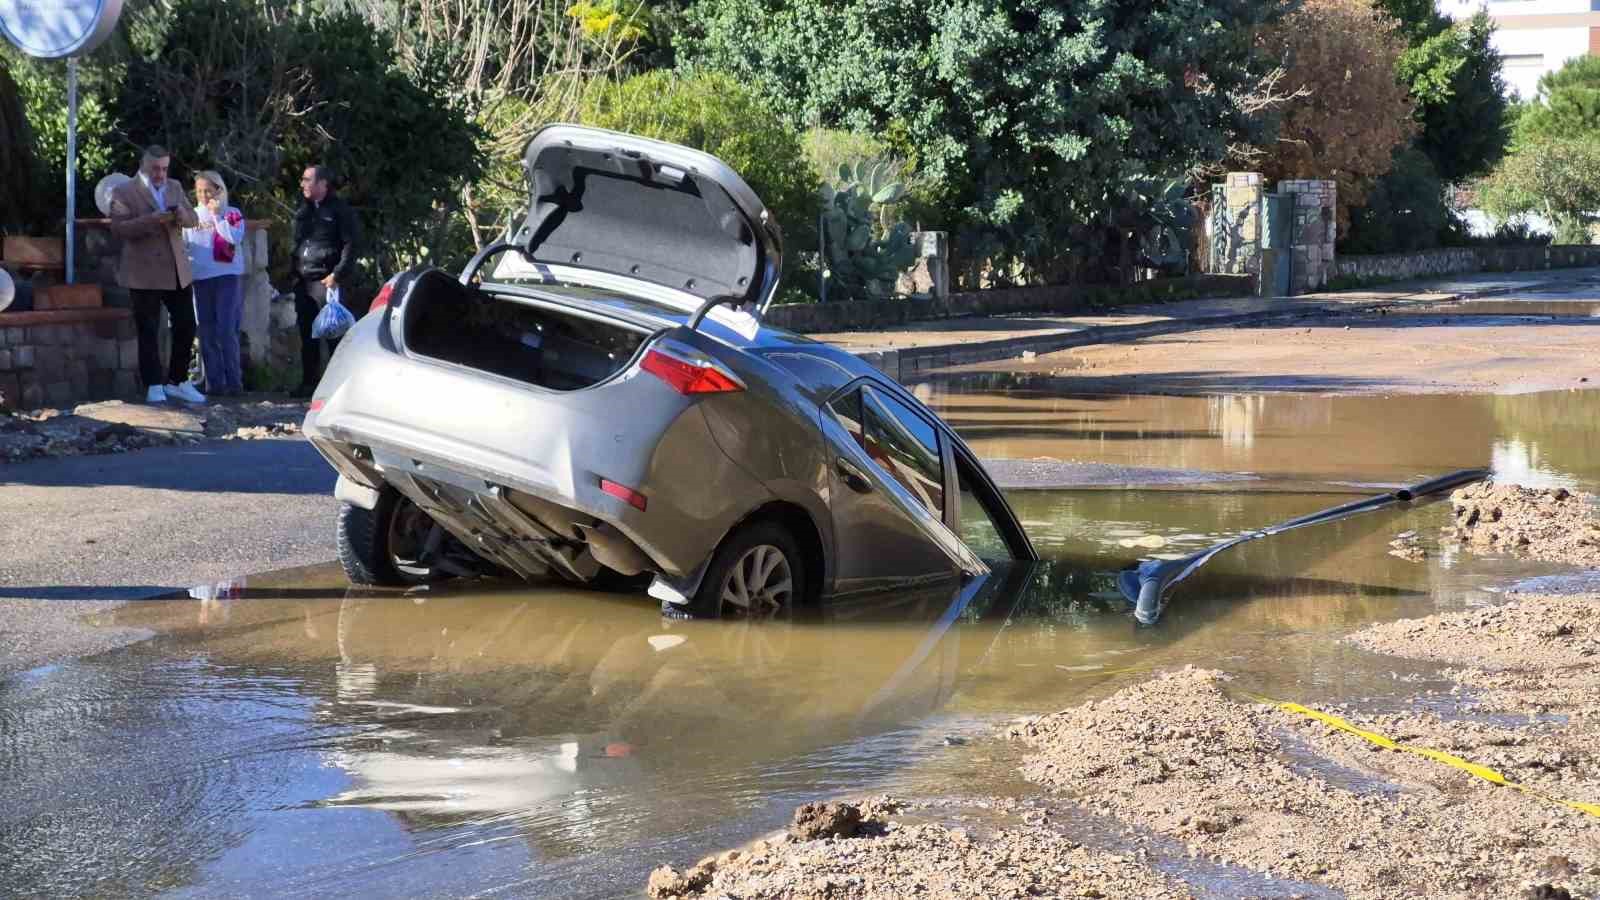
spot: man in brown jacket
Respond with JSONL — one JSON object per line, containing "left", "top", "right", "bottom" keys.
{"left": 109, "top": 145, "right": 206, "bottom": 404}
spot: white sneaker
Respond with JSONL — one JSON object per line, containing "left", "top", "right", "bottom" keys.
{"left": 145, "top": 384, "right": 167, "bottom": 404}
{"left": 167, "top": 381, "right": 207, "bottom": 404}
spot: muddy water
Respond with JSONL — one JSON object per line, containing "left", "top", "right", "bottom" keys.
{"left": 916, "top": 384, "right": 1600, "bottom": 490}
{"left": 2, "top": 390, "right": 1596, "bottom": 897}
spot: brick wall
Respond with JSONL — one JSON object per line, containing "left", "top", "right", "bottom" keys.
{"left": 0, "top": 309, "right": 139, "bottom": 411}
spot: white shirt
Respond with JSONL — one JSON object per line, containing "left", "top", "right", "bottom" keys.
{"left": 184, "top": 205, "right": 247, "bottom": 281}
{"left": 138, "top": 172, "right": 167, "bottom": 212}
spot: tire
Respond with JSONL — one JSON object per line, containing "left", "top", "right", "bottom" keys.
{"left": 337, "top": 488, "right": 444, "bottom": 587}
{"left": 683, "top": 520, "right": 808, "bottom": 619}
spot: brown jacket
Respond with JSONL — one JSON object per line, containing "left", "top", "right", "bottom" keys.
{"left": 109, "top": 176, "right": 200, "bottom": 290}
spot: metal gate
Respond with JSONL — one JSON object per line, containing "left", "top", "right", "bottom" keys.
{"left": 1259, "top": 192, "right": 1294, "bottom": 297}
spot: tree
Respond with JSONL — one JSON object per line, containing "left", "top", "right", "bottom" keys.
{"left": 112, "top": 0, "right": 485, "bottom": 277}
{"left": 0, "top": 57, "right": 46, "bottom": 232}
{"left": 1338, "top": 146, "right": 1450, "bottom": 254}
{"left": 1512, "top": 55, "right": 1600, "bottom": 147}
{"left": 1393, "top": 12, "right": 1508, "bottom": 183}
{"left": 1255, "top": 0, "right": 1417, "bottom": 227}
{"left": 1478, "top": 136, "right": 1600, "bottom": 244}
{"left": 679, "top": 0, "right": 1285, "bottom": 286}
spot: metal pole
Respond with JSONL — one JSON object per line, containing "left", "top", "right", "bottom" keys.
{"left": 65, "top": 57, "right": 78, "bottom": 284}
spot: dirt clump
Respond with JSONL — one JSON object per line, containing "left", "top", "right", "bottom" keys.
{"left": 789, "top": 801, "right": 863, "bottom": 841}
{"left": 1443, "top": 482, "right": 1600, "bottom": 568}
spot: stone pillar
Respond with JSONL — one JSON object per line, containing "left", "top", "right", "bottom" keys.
{"left": 1279, "top": 180, "right": 1337, "bottom": 294}
{"left": 897, "top": 231, "right": 949, "bottom": 299}
{"left": 1213, "top": 172, "right": 1263, "bottom": 278}
{"left": 238, "top": 224, "right": 273, "bottom": 370}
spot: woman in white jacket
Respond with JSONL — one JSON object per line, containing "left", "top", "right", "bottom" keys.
{"left": 185, "top": 170, "right": 247, "bottom": 397}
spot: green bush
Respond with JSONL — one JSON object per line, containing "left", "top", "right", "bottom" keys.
{"left": 1339, "top": 146, "right": 1452, "bottom": 255}
{"left": 577, "top": 71, "right": 819, "bottom": 286}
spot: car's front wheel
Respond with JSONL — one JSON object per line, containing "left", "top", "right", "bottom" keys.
{"left": 337, "top": 487, "right": 447, "bottom": 586}
{"left": 681, "top": 520, "right": 807, "bottom": 619}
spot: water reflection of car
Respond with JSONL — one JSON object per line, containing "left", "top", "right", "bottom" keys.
{"left": 318, "top": 566, "right": 1039, "bottom": 846}
{"left": 303, "top": 125, "right": 1035, "bottom": 618}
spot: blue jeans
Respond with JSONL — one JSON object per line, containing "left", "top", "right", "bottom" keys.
{"left": 193, "top": 274, "right": 244, "bottom": 393}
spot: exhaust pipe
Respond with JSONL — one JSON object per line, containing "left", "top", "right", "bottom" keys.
{"left": 576, "top": 522, "right": 654, "bottom": 576}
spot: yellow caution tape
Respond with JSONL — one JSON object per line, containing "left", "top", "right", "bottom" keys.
{"left": 1257, "top": 696, "right": 1600, "bottom": 820}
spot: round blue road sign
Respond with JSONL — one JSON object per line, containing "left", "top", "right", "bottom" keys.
{"left": 0, "top": 0, "right": 123, "bottom": 59}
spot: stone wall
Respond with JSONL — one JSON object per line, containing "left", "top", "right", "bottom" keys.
{"left": 1332, "top": 248, "right": 1480, "bottom": 283}
{"left": 1333, "top": 245, "right": 1600, "bottom": 283}
{"left": 763, "top": 274, "right": 1254, "bottom": 334}
{"left": 0, "top": 309, "right": 139, "bottom": 411}
{"left": 1279, "top": 180, "right": 1337, "bottom": 294}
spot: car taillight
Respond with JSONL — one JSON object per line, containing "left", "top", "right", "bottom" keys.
{"left": 600, "top": 478, "right": 648, "bottom": 511}
{"left": 640, "top": 348, "right": 743, "bottom": 395}
{"left": 369, "top": 278, "right": 397, "bottom": 312}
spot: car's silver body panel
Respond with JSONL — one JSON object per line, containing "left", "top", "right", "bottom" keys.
{"left": 303, "top": 126, "right": 1033, "bottom": 605}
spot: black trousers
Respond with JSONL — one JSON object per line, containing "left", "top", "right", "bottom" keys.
{"left": 294, "top": 277, "right": 339, "bottom": 387}
{"left": 130, "top": 287, "right": 196, "bottom": 389}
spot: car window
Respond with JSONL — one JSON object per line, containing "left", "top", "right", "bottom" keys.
{"left": 956, "top": 462, "right": 1010, "bottom": 560}
{"left": 829, "top": 388, "right": 866, "bottom": 451}
{"left": 860, "top": 386, "right": 944, "bottom": 519}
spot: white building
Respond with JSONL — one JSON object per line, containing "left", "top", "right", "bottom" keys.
{"left": 1439, "top": 1, "right": 1599, "bottom": 98}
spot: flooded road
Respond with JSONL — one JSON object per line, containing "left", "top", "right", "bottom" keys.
{"left": 3, "top": 380, "right": 1596, "bottom": 896}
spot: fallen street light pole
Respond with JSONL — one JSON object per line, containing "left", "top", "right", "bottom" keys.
{"left": 1117, "top": 467, "right": 1493, "bottom": 625}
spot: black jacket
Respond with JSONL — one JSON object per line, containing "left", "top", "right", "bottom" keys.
{"left": 292, "top": 194, "right": 360, "bottom": 281}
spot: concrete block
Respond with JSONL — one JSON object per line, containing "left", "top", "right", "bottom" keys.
{"left": 44, "top": 381, "right": 73, "bottom": 409}
{"left": 0, "top": 349, "right": 10, "bottom": 370}
{"left": 68, "top": 363, "right": 90, "bottom": 399}
{"left": 21, "top": 381, "right": 44, "bottom": 409}
{"left": 90, "top": 338, "right": 119, "bottom": 371}
{"left": 0, "top": 372, "right": 18, "bottom": 410}
{"left": 14, "top": 345, "right": 34, "bottom": 369}
{"left": 88, "top": 367, "right": 114, "bottom": 400}
{"left": 36, "top": 349, "right": 65, "bottom": 380}
{"left": 113, "top": 370, "right": 140, "bottom": 398}
{"left": 119, "top": 338, "right": 139, "bottom": 370}
{"left": 117, "top": 317, "right": 136, "bottom": 341}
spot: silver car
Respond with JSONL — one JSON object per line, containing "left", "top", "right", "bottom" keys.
{"left": 303, "top": 125, "right": 1036, "bottom": 617}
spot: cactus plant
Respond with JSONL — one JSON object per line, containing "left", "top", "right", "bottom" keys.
{"left": 819, "top": 158, "right": 918, "bottom": 301}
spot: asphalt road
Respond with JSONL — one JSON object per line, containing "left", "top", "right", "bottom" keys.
{"left": 0, "top": 437, "right": 338, "bottom": 675}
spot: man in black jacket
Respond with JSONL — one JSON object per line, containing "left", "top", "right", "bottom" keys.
{"left": 290, "top": 164, "right": 361, "bottom": 398}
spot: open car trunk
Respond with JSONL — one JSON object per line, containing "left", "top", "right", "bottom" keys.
{"left": 403, "top": 270, "right": 651, "bottom": 392}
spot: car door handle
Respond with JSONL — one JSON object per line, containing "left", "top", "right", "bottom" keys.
{"left": 836, "top": 458, "right": 873, "bottom": 493}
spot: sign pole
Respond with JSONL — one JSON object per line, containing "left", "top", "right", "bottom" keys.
{"left": 66, "top": 56, "right": 78, "bottom": 284}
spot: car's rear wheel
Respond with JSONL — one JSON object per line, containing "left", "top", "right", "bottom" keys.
{"left": 338, "top": 487, "right": 446, "bottom": 586}
{"left": 683, "top": 520, "right": 806, "bottom": 619}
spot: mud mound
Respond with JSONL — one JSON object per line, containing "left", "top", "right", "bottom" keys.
{"left": 1444, "top": 482, "right": 1600, "bottom": 568}
{"left": 1351, "top": 592, "right": 1600, "bottom": 717}
{"left": 1008, "top": 667, "right": 1600, "bottom": 899}
{"left": 646, "top": 797, "right": 1186, "bottom": 899}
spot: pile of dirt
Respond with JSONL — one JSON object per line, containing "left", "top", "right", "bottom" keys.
{"left": 1351, "top": 592, "right": 1600, "bottom": 718}
{"left": 1009, "top": 667, "right": 1600, "bottom": 899}
{"left": 1444, "top": 482, "right": 1600, "bottom": 568}
{"left": 645, "top": 796, "right": 1189, "bottom": 899}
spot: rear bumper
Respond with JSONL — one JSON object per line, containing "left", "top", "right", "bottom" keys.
{"left": 303, "top": 332, "right": 772, "bottom": 580}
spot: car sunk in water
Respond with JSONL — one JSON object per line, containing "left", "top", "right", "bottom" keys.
{"left": 303, "top": 125, "right": 1035, "bottom": 617}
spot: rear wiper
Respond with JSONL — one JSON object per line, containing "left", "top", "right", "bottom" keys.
{"left": 1117, "top": 468, "right": 1490, "bottom": 625}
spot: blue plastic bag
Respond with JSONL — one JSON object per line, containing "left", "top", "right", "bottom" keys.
{"left": 311, "top": 285, "right": 356, "bottom": 340}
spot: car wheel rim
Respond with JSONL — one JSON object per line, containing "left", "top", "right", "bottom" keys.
{"left": 721, "top": 544, "right": 793, "bottom": 617}
{"left": 387, "top": 497, "right": 442, "bottom": 577}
